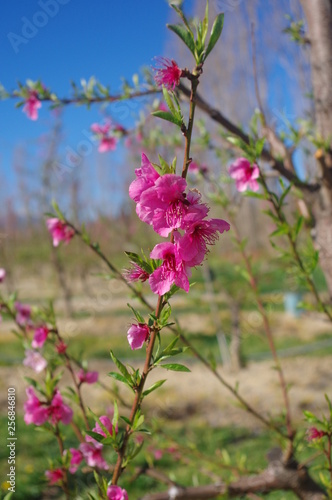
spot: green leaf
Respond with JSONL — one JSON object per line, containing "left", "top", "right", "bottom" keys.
{"left": 293, "top": 216, "right": 304, "bottom": 238}
{"left": 255, "top": 137, "right": 266, "bottom": 157}
{"left": 112, "top": 400, "right": 119, "bottom": 430}
{"left": 143, "top": 379, "right": 167, "bottom": 396}
{"left": 108, "top": 372, "right": 133, "bottom": 388}
{"left": 127, "top": 303, "right": 145, "bottom": 323}
{"left": 151, "top": 110, "right": 183, "bottom": 128}
{"left": 270, "top": 225, "right": 289, "bottom": 238}
{"left": 279, "top": 184, "right": 292, "bottom": 206}
{"left": 160, "top": 363, "right": 191, "bottom": 372}
{"left": 162, "top": 86, "right": 176, "bottom": 115}
{"left": 167, "top": 24, "right": 196, "bottom": 57}
{"left": 110, "top": 350, "right": 131, "bottom": 383}
{"left": 51, "top": 200, "right": 65, "bottom": 221}
{"left": 244, "top": 191, "right": 265, "bottom": 200}
{"left": 170, "top": 3, "right": 193, "bottom": 33}
{"left": 204, "top": 13, "right": 224, "bottom": 60}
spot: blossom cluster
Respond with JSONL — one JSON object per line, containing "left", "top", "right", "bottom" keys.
{"left": 129, "top": 153, "right": 230, "bottom": 296}
{"left": 126, "top": 153, "right": 230, "bottom": 350}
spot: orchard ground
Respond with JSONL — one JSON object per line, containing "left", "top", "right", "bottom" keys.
{"left": 0, "top": 258, "right": 331, "bottom": 498}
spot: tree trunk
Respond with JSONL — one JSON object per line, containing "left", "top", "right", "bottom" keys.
{"left": 301, "top": 0, "right": 332, "bottom": 298}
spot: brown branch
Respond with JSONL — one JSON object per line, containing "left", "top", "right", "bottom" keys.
{"left": 177, "top": 83, "right": 320, "bottom": 193}
{"left": 140, "top": 452, "right": 326, "bottom": 500}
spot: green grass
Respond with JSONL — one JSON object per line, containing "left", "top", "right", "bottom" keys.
{"left": 2, "top": 416, "right": 318, "bottom": 499}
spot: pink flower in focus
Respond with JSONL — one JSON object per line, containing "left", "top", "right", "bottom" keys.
{"left": 79, "top": 441, "right": 108, "bottom": 470}
{"left": 45, "top": 468, "right": 64, "bottom": 485}
{"left": 56, "top": 340, "right": 68, "bottom": 354}
{"left": 229, "top": 157, "right": 260, "bottom": 192}
{"left": 153, "top": 57, "right": 182, "bottom": 90}
{"left": 127, "top": 323, "right": 150, "bottom": 350}
{"left": 78, "top": 368, "right": 99, "bottom": 384}
{"left": 123, "top": 262, "right": 149, "bottom": 283}
{"left": 69, "top": 448, "right": 83, "bottom": 473}
{"left": 32, "top": 325, "right": 49, "bottom": 348}
{"left": 129, "top": 153, "right": 160, "bottom": 203}
{"left": 23, "top": 349, "right": 47, "bottom": 373}
{"left": 177, "top": 218, "right": 230, "bottom": 266}
{"left": 15, "top": 302, "right": 31, "bottom": 326}
{"left": 23, "top": 91, "right": 41, "bottom": 120}
{"left": 0, "top": 268, "right": 6, "bottom": 283}
{"left": 107, "top": 485, "right": 128, "bottom": 500}
{"left": 24, "top": 386, "right": 48, "bottom": 425}
{"left": 46, "top": 218, "right": 75, "bottom": 247}
{"left": 307, "top": 427, "right": 326, "bottom": 441}
{"left": 149, "top": 242, "right": 190, "bottom": 295}
{"left": 48, "top": 389, "right": 73, "bottom": 425}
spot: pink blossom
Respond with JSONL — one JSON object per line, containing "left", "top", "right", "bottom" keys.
{"left": 56, "top": 340, "right": 68, "bottom": 354}
{"left": 189, "top": 162, "right": 208, "bottom": 176}
{"left": 79, "top": 441, "right": 108, "bottom": 470}
{"left": 15, "top": 302, "right": 31, "bottom": 326}
{"left": 0, "top": 268, "right": 6, "bottom": 283}
{"left": 107, "top": 485, "right": 128, "bottom": 500}
{"left": 127, "top": 323, "right": 150, "bottom": 350}
{"left": 78, "top": 368, "right": 99, "bottom": 384}
{"left": 23, "top": 91, "right": 41, "bottom": 120}
{"left": 136, "top": 176, "right": 209, "bottom": 237}
{"left": 32, "top": 325, "right": 49, "bottom": 348}
{"left": 90, "top": 121, "right": 112, "bottom": 135}
{"left": 154, "top": 449, "right": 163, "bottom": 460}
{"left": 46, "top": 218, "right": 75, "bottom": 247}
{"left": 24, "top": 386, "right": 48, "bottom": 426}
{"left": 307, "top": 427, "right": 326, "bottom": 441}
{"left": 129, "top": 153, "right": 160, "bottom": 203}
{"left": 99, "top": 136, "right": 117, "bottom": 152}
{"left": 149, "top": 242, "right": 190, "bottom": 295}
{"left": 153, "top": 57, "right": 182, "bottom": 90}
{"left": 45, "top": 468, "right": 64, "bottom": 485}
{"left": 90, "top": 415, "right": 117, "bottom": 439}
{"left": 229, "top": 157, "right": 260, "bottom": 192}
{"left": 23, "top": 349, "right": 47, "bottom": 373}
{"left": 48, "top": 389, "right": 73, "bottom": 425}
{"left": 69, "top": 448, "right": 83, "bottom": 473}
{"left": 91, "top": 121, "right": 118, "bottom": 153}
{"left": 177, "top": 218, "right": 230, "bottom": 266}
{"left": 123, "top": 262, "right": 149, "bottom": 283}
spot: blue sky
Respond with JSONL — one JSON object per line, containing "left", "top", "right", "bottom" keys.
{"left": 0, "top": 0, "right": 196, "bottom": 213}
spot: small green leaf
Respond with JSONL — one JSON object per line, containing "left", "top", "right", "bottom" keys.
{"left": 167, "top": 24, "right": 196, "bottom": 57}
{"left": 151, "top": 110, "right": 183, "bottom": 128}
{"left": 160, "top": 363, "right": 191, "bottom": 372}
{"left": 110, "top": 351, "right": 131, "bottom": 382}
{"left": 204, "top": 13, "right": 224, "bottom": 60}
{"left": 127, "top": 303, "right": 145, "bottom": 323}
{"left": 51, "top": 200, "right": 65, "bottom": 221}
{"left": 143, "top": 379, "right": 167, "bottom": 396}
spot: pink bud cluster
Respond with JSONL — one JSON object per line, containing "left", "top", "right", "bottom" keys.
{"left": 129, "top": 154, "right": 230, "bottom": 296}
